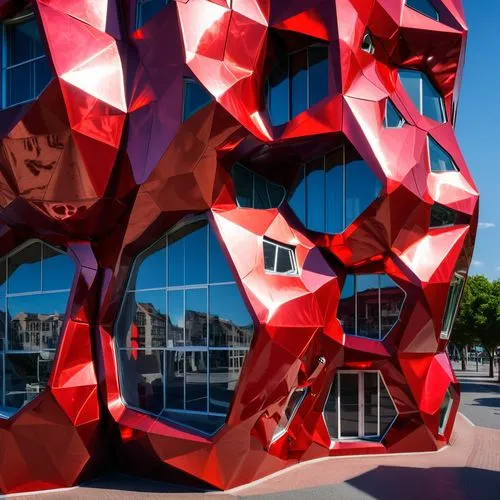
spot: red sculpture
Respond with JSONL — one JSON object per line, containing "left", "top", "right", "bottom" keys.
{"left": 0, "top": 0, "right": 478, "bottom": 494}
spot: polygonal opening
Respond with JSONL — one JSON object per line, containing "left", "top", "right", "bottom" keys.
{"left": 135, "top": 0, "right": 170, "bottom": 30}
{"left": 271, "top": 387, "right": 307, "bottom": 442}
{"left": 428, "top": 136, "right": 458, "bottom": 172}
{"left": 398, "top": 69, "right": 445, "bottom": 123}
{"left": 288, "top": 144, "right": 382, "bottom": 234}
{"left": 361, "top": 32, "right": 375, "bottom": 55}
{"left": 0, "top": 241, "right": 75, "bottom": 418}
{"left": 115, "top": 217, "right": 255, "bottom": 435}
{"left": 440, "top": 273, "right": 465, "bottom": 340}
{"left": 384, "top": 100, "right": 405, "bottom": 128}
{"left": 323, "top": 371, "right": 397, "bottom": 442}
{"left": 438, "top": 387, "right": 453, "bottom": 435}
{"left": 182, "top": 78, "right": 213, "bottom": 122}
{"left": 405, "top": 0, "right": 439, "bottom": 21}
{"left": 338, "top": 274, "right": 406, "bottom": 341}
{"left": 430, "top": 204, "right": 459, "bottom": 227}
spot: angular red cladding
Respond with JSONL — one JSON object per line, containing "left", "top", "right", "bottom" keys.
{"left": 0, "top": 0, "right": 479, "bottom": 494}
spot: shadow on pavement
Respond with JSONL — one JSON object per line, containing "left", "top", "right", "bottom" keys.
{"left": 459, "top": 382, "right": 500, "bottom": 394}
{"left": 471, "top": 397, "right": 500, "bottom": 408}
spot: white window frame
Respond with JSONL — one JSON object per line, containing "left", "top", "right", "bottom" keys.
{"left": 1, "top": 11, "right": 49, "bottom": 109}
{"left": 383, "top": 99, "right": 405, "bottom": 128}
{"left": 438, "top": 389, "right": 453, "bottom": 435}
{"left": 263, "top": 238, "right": 298, "bottom": 276}
{"left": 440, "top": 273, "right": 466, "bottom": 340}
{"left": 427, "top": 136, "right": 459, "bottom": 173}
{"left": 325, "top": 370, "right": 398, "bottom": 444}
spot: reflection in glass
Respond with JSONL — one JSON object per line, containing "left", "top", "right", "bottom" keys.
{"left": 428, "top": 136, "right": 457, "bottom": 172}
{"left": 117, "top": 220, "right": 254, "bottom": 434}
{"left": 8, "top": 242, "right": 42, "bottom": 294}
{"left": 263, "top": 240, "right": 297, "bottom": 275}
{"left": 323, "top": 374, "right": 338, "bottom": 438}
{"left": 183, "top": 78, "right": 213, "bottom": 121}
{"left": 290, "top": 49, "right": 308, "bottom": 118}
{"left": 133, "top": 238, "right": 166, "bottom": 290}
{"left": 272, "top": 387, "right": 306, "bottom": 441}
{"left": 441, "top": 273, "right": 465, "bottom": 339}
{"left": 406, "top": 0, "right": 439, "bottom": 21}
{"left": 42, "top": 245, "right": 75, "bottom": 291}
{"left": 384, "top": 100, "right": 405, "bottom": 128}
{"left": 325, "top": 149, "right": 343, "bottom": 234}
{"left": 338, "top": 275, "right": 355, "bottom": 335}
{"left": 267, "top": 56, "right": 289, "bottom": 126}
{"left": 430, "top": 204, "right": 458, "bottom": 228}
{"left": 364, "top": 372, "right": 378, "bottom": 436}
{"left": 136, "top": 0, "right": 170, "bottom": 30}
{"left": 308, "top": 46, "right": 329, "bottom": 106}
{"left": 306, "top": 158, "right": 325, "bottom": 232}
{"left": 379, "top": 376, "right": 397, "bottom": 436}
{"left": 339, "top": 373, "right": 359, "bottom": 437}
{"left": 119, "top": 349, "right": 164, "bottom": 414}
{"left": 356, "top": 275, "right": 380, "bottom": 340}
{"left": 438, "top": 388, "right": 452, "bottom": 434}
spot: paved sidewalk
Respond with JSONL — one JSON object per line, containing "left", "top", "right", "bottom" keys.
{"left": 9, "top": 413, "right": 500, "bottom": 500}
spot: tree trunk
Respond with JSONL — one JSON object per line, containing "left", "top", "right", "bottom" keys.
{"left": 461, "top": 346, "right": 467, "bottom": 370}
{"left": 489, "top": 350, "right": 494, "bottom": 378}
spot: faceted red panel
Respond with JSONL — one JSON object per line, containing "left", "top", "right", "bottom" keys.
{"left": 0, "top": 0, "right": 478, "bottom": 494}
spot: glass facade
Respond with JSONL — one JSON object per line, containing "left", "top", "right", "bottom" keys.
{"left": 271, "top": 387, "right": 307, "bottom": 441}
{"left": 338, "top": 274, "right": 405, "bottom": 340}
{"left": 0, "top": 241, "right": 75, "bottom": 417}
{"left": 438, "top": 388, "right": 452, "bottom": 434}
{"left": 232, "top": 163, "right": 286, "bottom": 209}
{"left": 440, "top": 273, "right": 465, "bottom": 339}
{"left": 265, "top": 46, "right": 328, "bottom": 126}
{"left": 263, "top": 239, "right": 297, "bottom": 275}
{"left": 405, "top": 0, "right": 439, "bottom": 20}
{"left": 117, "top": 219, "right": 254, "bottom": 434}
{"left": 182, "top": 78, "right": 213, "bottom": 121}
{"left": 384, "top": 100, "right": 405, "bottom": 128}
{"left": 428, "top": 137, "right": 458, "bottom": 172}
{"left": 361, "top": 32, "right": 374, "bottom": 54}
{"left": 136, "top": 0, "right": 169, "bottom": 29}
{"left": 430, "top": 204, "right": 458, "bottom": 227}
{"left": 289, "top": 145, "right": 382, "bottom": 234}
{"left": 3, "top": 14, "right": 52, "bottom": 108}
{"left": 324, "top": 371, "right": 397, "bottom": 440}
{"left": 398, "top": 69, "right": 445, "bottom": 122}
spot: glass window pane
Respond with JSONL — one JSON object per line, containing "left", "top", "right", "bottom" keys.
{"left": 183, "top": 79, "right": 213, "bottom": 121}
{"left": 209, "top": 349, "right": 247, "bottom": 414}
{"left": 185, "top": 351, "right": 207, "bottom": 411}
{"left": 267, "top": 181, "right": 286, "bottom": 207}
{"left": 430, "top": 204, "right": 458, "bottom": 227}
{"left": 384, "top": 100, "right": 405, "bottom": 128}
{"left": 167, "top": 290, "right": 184, "bottom": 347}
{"left": 209, "top": 227, "right": 233, "bottom": 284}
{"left": 136, "top": 0, "right": 168, "bottom": 28}
{"left": 263, "top": 241, "right": 277, "bottom": 272}
{"left": 272, "top": 387, "right": 306, "bottom": 440}
{"left": 184, "top": 223, "right": 208, "bottom": 285}
{"left": 399, "top": 69, "right": 422, "bottom": 113}
{"left": 438, "top": 389, "right": 452, "bottom": 433}
{"left": 441, "top": 274, "right": 465, "bottom": 338}
{"left": 356, "top": 275, "right": 380, "bottom": 339}
{"left": 209, "top": 284, "right": 253, "bottom": 348}
{"left": 41, "top": 245, "right": 75, "bottom": 291}
{"left": 4, "top": 352, "right": 54, "bottom": 411}
{"left": 379, "top": 376, "right": 397, "bottom": 436}
{"left": 428, "top": 137, "right": 457, "bottom": 172}
{"left": 308, "top": 46, "right": 329, "bottom": 107}
{"left": 167, "top": 231, "right": 184, "bottom": 286}
{"left": 325, "top": 148, "right": 344, "bottom": 233}
{"left": 380, "top": 275, "right": 405, "bottom": 337}
{"left": 6, "top": 64, "right": 34, "bottom": 107}
{"left": 116, "top": 290, "right": 166, "bottom": 349}
{"left": 185, "top": 288, "right": 207, "bottom": 347}
{"left": 345, "top": 156, "right": 381, "bottom": 227}
{"left": 306, "top": 158, "right": 325, "bottom": 232}
{"left": 339, "top": 373, "right": 359, "bottom": 437}
{"left": 268, "top": 57, "right": 289, "bottom": 126}
{"left": 165, "top": 350, "right": 184, "bottom": 409}
{"left": 232, "top": 164, "right": 254, "bottom": 208}
{"left": 422, "top": 74, "right": 445, "bottom": 122}
{"left": 7, "top": 242, "right": 42, "bottom": 294}
{"left": 7, "top": 292, "right": 68, "bottom": 351}
{"left": 132, "top": 238, "right": 166, "bottom": 290}
{"left": 406, "top": 0, "right": 439, "bottom": 20}
{"left": 339, "top": 275, "right": 355, "bottom": 335}
{"left": 34, "top": 57, "right": 52, "bottom": 95}
{"left": 289, "top": 167, "right": 306, "bottom": 226}
{"left": 161, "top": 410, "right": 224, "bottom": 434}
{"left": 0, "top": 355, "right": 3, "bottom": 414}
{"left": 119, "top": 349, "right": 164, "bottom": 415}
{"left": 7, "top": 19, "right": 38, "bottom": 66}
{"left": 364, "top": 372, "right": 378, "bottom": 436}
{"left": 290, "top": 49, "right": 308, "bottom": 119}
{"left": 0, "top": 263, "right": 6, "bottom": 353}
{"left": 276, "top": 246, "right": 295, "bottom": 274}
{"left": 253, "top": 175, "right": 271, "bottom": 209}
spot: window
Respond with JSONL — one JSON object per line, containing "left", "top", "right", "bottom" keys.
{"left": 440, "top": 273, "right": 465, "bottom": 339}
{"left": 0, "top": 241, "right": 75, "bottom": 418}
{"left": 323, "top": 371, "right": 397, "bottom": 441}
{"left": 405, "top": 0, "right": 439, "bottom": 21}
{"left": 383, "top": 99, "right": 405, "bottom": 128}
{"left": 263, "top": 239, "right": 297, "bottom": 276}
{"left": 182, "top": 78, "right": 213, "bottom": 121}
{"left": 338, "top": 274, "right": 405, "bottom": 340}
{"left": 271, "top": 388, "right": 307, "bottom": 442}
{"left": 232, "top": 163, "right": 286, "bottom": 209}
{"left": 117, "top": 219, "right": 254, "bottom": 435}
{"left": 289, "top": 145, "right": 382, "bottom": 234}
{"left": 2, "top": 13, "right": 52, "bottom": 108}
{"left": 136, "top": 0, "right": 169, "bottom": 29}
{"left": 438, "top": 388, "right": 453, "bottom": 434}
{"left": 265, "top": 46, "right": 328, "bottom": 126}
{"left": 430, "top": 204, "right": 458, "bottom": 227}
{"left": 361, "top": 32, "right": 375, "bottom": 55}
{"left": 398, "top": 69, "right": 445, "bottom": 122}
{"left": 428, "top": 136, "right": 458, "bottom": 172}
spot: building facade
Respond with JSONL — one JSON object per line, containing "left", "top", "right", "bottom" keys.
{"left": 0, "top": 0, "right": 478, "bottom": 494}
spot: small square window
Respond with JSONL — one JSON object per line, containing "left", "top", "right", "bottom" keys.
{"left": 263, "top": 239, "right": 298, "bottom": 276}
{"left": 136, "top": 0, "right": 170, "bottom": 29}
